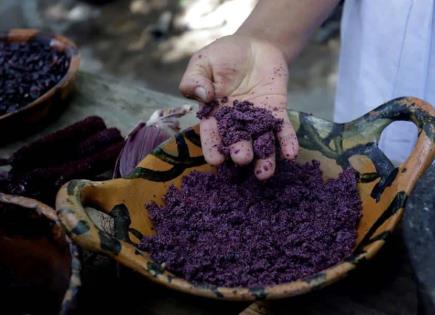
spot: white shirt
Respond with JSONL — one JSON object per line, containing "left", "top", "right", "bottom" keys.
{"left": 335, "top": 0, "right": 435, "bottom": 163}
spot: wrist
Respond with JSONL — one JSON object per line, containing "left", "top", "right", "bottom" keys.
{"left": 235, "top": 28, "right": 306, "bottom": 64}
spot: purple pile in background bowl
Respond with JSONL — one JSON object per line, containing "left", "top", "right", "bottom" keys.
{"left": 0, "top": 38, "right": 70, "bottom": 115}
{"left": 139, "top": 160, "right": 362, "bottom": 288}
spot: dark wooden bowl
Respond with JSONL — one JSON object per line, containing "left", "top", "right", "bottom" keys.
{"left": 0, "top": 193, "right": 81, "bottom": 314}
{"left": 56, "top": 97, "right": 434, "bottom": 301}
{"left": 0, "top": 29, "right": 80, "bottom": 138}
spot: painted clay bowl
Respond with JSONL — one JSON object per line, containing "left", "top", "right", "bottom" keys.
{"left": 56, "top": 97, "right": 434, "bottom": 301}
{"left": 0, "top": 193, "right": 81, "bottom": 314}
{"left": 0, "top": 29, "right": 80, "bottom": 138}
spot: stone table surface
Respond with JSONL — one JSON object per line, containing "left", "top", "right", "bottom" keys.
{"left": 1, "top": 71, "right": 433, "bottom": 315}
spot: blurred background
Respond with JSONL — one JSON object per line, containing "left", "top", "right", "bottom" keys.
{"left": 0, "top": 0, "right": 341, "bottom": 119}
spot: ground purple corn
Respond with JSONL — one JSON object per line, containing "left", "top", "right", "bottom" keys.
{"left": 139, "top": 160, "right": 362, "bottom": 288}
{"left": 0, "top": 38, "right": 70, "bottom": 115}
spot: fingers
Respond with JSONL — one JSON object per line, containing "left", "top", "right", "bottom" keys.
{"left": 182, "top": 53, "right": 223, "bottom": 164}
{"left": 255, "top": 153, "right": 276, "bottom": 181}
{"left": 179, "top": 53, "right": 215, "bottom": 103}
{"left": 277, "top": 119, "right": 299, "bottom": 160}
{"left": 272, "top": 109, "right": 299, "bottom": 160}
{"left": 229, "top": 140, "right": 254, "bottom": 166}
{"left": 200, "top": 117, "right": 225, "bottom": 166}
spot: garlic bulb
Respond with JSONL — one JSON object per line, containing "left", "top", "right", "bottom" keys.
{"left": 113, "top": 104, "right": 193, "bottom": 178}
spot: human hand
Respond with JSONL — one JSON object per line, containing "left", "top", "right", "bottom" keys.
{"left": 179, "top": 35, "right": 299, "bottom": 180}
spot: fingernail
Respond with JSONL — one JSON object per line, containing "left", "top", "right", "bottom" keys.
{"left": 195, "top": 86, "right": 207, "bottom": 102}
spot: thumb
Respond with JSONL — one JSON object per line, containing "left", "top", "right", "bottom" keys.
{"left": 179, "top": 53, "right": 215, "bottom": 103}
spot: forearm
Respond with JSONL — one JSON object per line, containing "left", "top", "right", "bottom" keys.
{"left": 236, "top": 0, "right": 340, "bottom": 63}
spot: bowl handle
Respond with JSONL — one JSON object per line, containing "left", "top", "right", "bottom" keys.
{"left": 347, "top": 97, "right": 434, "bottom": 192}
{"left": 55, "top": 180, "right": 149, "bottom": 272}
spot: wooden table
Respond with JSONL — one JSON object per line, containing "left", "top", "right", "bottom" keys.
{"left": 0, "top": 72, "right": 423, "bottom": 315}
